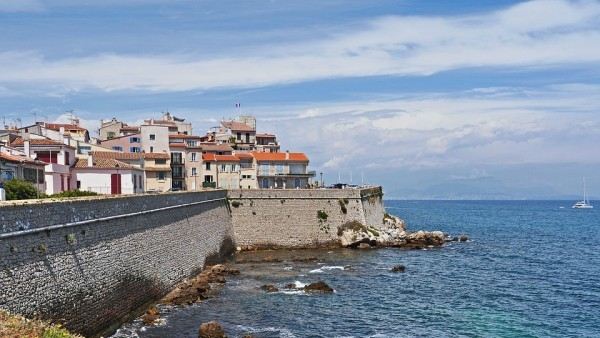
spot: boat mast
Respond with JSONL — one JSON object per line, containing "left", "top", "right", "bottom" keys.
{"left": 583, "top": 177, "right": 587, "bottom": 203}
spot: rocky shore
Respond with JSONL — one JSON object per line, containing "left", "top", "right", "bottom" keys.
{"left": 337, "top": 213, "right": 464, "bottom": 249}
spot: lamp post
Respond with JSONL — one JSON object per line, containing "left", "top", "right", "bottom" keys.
{"left": 320, "top": 172, "right": 323, "bottom": 188}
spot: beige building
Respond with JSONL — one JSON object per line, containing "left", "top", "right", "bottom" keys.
{"left": 144, "top": 112, "right": 192, "bottom": 135}
{"left": 201, "top": 153, "right": 240, "bottom": 189}
{"left": 252, "top": 151, "right": 314, "bottom": 189}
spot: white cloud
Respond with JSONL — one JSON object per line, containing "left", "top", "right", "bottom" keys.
{"left": 1, "top": 0, "right": 600, "bottom": 91}
{"left": 250, "top": 83, "right": 600, "bottom": 171}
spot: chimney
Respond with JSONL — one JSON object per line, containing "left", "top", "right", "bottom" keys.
{"left": 23, "top": 132, "right": 31, "bottom": 158}
{"left": 285, "top": 150, "right": 289, "bottom": 160}
{"left": 87, "top": 154, "right": 93, "bottom": 167}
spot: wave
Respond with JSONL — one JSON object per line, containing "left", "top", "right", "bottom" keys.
{"left": 309, "top": 265, "right": 345, "bottom": 274}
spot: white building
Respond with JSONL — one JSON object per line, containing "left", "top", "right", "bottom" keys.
{"left": 72, "top": 156, "right": 144, "bottom": 195}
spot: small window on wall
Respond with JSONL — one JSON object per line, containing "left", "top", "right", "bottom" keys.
{"left": 191, "top": 152, "right": 197, "bottom": 162}
{"left": 150, "top": 146, "right": 154, "bottom": 153}
{"left": 191, "top": 167, "right": 197, "bottom": 176}
{"left": 158, "top": 172, "right": 166, "bottom": 180}
{"left": 77, "top": 181, "right": 81, "bottom": 189}
{"left": 130, "top": 147, "right": 141, "bottom": 153}
{"left": 221, "top": 164, "right": 226, "bottom": 172}
{"left": 112, "top": 146, "right": 123, "bottom": 152}
{"left": 205, "top": 162, "right": 211, "bottom": 170}
{"left": 149, "top": 134, "right": 156, "bottom": 140}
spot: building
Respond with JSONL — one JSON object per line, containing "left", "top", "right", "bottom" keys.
{"left": 216, "top": 117, "right": 256, "bottom": 151}
{"left": 89, "top": 151, "right": 172, "bottom": 193}
{"left": 73, "top": 156, "right": 144, "bottom": 195}
{"left": 236, "top": 152, "right": 258, "bottom": 189}
{"left": 11, "top": 136, "right": 77, "bottom": 194}
{"left": 144, "top": 112, "right": 192, "bottom": 135}
{"left": 252, "top": 151, "right": 314, "bottom": 189}
{"left": 255, "top": 133, "right": 280, "bottom": 153}
{"left": 100, "top": 133, "right": 143, "bottom": 153}
{"left": 0, "top": 145, "right": 46, "bottom": 194}
{"left": 201, "top": 153, "right": 242, "bottom": 189}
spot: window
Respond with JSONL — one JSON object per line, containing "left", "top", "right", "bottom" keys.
{"left": 191, "top": 167, "right": 197, "bottom": 176}
{"left": 259, "top": 163, "right": 269, "bottom": 175}
{"left": 237, "top": 132, "right": 241, "bottom": 141}
{"left": 204, "top": 175, "right": 213, "bottom": 182}
{"left": 130, "top": 147, "right": 141, "bottom": 153}
{"left": 77, "top": 180, "right": 81, "bottom": 189}
{"left": 78, "top": 146, "right": 91, "bottom": 155}
{"left": 155, "top": 159, "right": 166, "bottom": 165}
{"left": 187, "top": 140, "right": 197, "bottom": 147}
{"left": 23, "top": 168, "right": 37, "bottom": 183}
{"left": 138, "top": 175, "right": 142, "bottom": 190}
{"left": 112, "top": 146, "right": 123, "bottom": 152}
{"left": 191, "top": 152, "right": 197, "bottom": 162}
{"left": 158, "top": 172, "right": 166, "bottom": 180}
{"left": 231, "top": 164, "right": 237, "bottom": 172}
{"left": 242, "top": 174, "right": 252, "bottom": 179}
{"left": 64, "top": 152, "right": 70, "bottom": 165}
{"left": 149, "top": 134, "right": 156, "bottom": 140}
{"left": 295, "top": 178, "right": 301, "bottom": 188}
{"left": 129, "top": 137, "right": 141, "bottom": 143}
{"left": 245, "top": 133, "right": 250, "bottom": 143}
{"left": 107, "top": 131, "right": 116, "bottom": 139}
{"left": 150, "top": 146, "right": 154, "bottom": 153}
{"left": 261, "top": 178, "right": 269, "bottom": 189}
{"left": 205, "top": 162, "right": 211, "bottom": 170}
{"left": 221, "top": 164, "right": 226, "bottom": 172}
{"left": 133, "top": 174, "right": 137, "bottom": 190}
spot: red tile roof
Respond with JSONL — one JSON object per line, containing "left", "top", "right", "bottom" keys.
{"left": 215, "top": 155, "right": 240, "bottom": 162}
{"left": 169, "top": 143, "right": 186, "bottom": 148}
{"left": 168, "top": 134, "right": 202, "bottom": 139}
{"left": 44, "top": 123, "right": 87, "bottom": 132}
{"left": 74, "top": 158, "right": 138, "bottom": 170}
{"left": 11, "top": 137, "right": 74, "bottom": 148}
{"left": 256, "top": 133, "right": 276, "bottom": 138}
{"left": 90, "top": 151, "right": 142, "bottom": 160}
{"left": 143, "top": 152, "right": 170, "bottom": 160}
{"left": 120, "top": 126, "right": 140, "bottom": 131}
{"left": 202, "top": 153, "right": 216, "bottom": 162}
{"left": 221, "top": 120, "right": 255, "bottom": 132}
{"left": 0, "top": 152, "right": 45, "bottom": 165}
{"left": 200, "top": 143, "right": 233, "bottom": 152}
{"left": 234, "top": 152, "right": 254, "bottom": 160}
{"left": 251, "top": 151, "right": 309, "bottom": 162}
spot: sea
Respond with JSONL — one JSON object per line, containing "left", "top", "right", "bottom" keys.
{"left": 112, "top": 200, "right": 600, "bottom": 338}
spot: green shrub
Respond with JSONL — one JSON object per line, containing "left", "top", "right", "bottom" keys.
{"left": 66, "top": 233, "right": 77, "bottom": 245}
{"left": 231, "top": 200, "right": 241, "bottom": 208}
{"left": 43, "top": 326, "right": 76, "bottom": 338}
{"left": 3, "top": 179, "right": 39, "bottom": 200}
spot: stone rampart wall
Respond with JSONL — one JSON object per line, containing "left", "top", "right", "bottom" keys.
{"left": 228, "top": 187, "right": 385, "bottom": 248}
{"left": 0, "top": 191, "right": 233, "bottom": 336}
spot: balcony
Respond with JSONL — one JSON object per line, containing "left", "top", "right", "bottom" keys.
{"left": 202, "top": 181, "right": 217, "bottom": 188}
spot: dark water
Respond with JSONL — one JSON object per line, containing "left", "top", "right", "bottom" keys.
{"left": 113, "top": 200, "right": 600, "bottom": 337}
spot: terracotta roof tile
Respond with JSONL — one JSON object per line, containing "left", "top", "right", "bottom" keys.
{"left": 0, "top": 152, "right": 45, "bottom": 165}
{"left": 202, "top": 153, "right": 216, "bottom": 162}
{"left": 44, "top": 123, "right": 87, "bottom": 132}
{"left": 74, "top": 158, "right": 138, "bottom": 170}
{"left": 250, "top": 151, "right": 309, "bottom": 162}
{"left": 200, "top": 143, "right": 233, "bottom": 152}
{"left": 221, "top": 120, "right": 255, "bottom": 132}
{"left": 215, "top": 155, "right": 240, "bottom": 162}
{"left": 11, "top": 137, "right": 74, "bottom": 148}
{"left": 90, "top": 151, "right": 142, "bottom": 160}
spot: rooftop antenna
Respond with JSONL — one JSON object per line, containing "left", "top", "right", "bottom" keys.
{"left": 361, "top": 171, "right": 364, "bottom": 186}
{"left": 338, "top": 171, "right": 341, "bottom": 183}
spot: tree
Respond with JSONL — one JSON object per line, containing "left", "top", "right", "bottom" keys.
{"left": 3, "top": 179, "right": 38, "bottom": 200}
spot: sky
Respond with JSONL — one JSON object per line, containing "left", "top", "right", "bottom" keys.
{"left": 1, "top": 0, "right": 600, "bottom": 199}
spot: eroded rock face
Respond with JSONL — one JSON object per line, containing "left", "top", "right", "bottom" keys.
{"left": 405, "top": 230, "right": 445, "bottom": 247}
{"left": 199, "top": 321, "right": 227, "bottom": 338}
{"left": 260, "top": 284, "right": 279, "bottom": 293}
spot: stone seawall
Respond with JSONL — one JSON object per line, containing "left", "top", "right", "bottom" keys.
{"left": 0, "top": 191, "right": 233, "bottom": 337}
{"left": 228, "top": 187, "right": 386, "bottom": 249}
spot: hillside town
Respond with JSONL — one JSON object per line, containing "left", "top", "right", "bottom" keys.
{"left": 0, "top": 112, "right": 316, "bottom": 197}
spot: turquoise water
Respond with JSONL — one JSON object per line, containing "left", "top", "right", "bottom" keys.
{"left": 114, "top": 200, "right": 600, "bottom": 337}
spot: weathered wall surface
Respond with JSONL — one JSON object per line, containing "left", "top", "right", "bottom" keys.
{"left": 0, "top": 191, "right": 233, "bottom": 337}
{"left": 228, "top": 187, "right": 385, "bottom": 249}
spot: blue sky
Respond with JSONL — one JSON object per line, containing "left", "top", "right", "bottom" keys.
{"left": 1, "top": 0, "right": 600, "bottom": 199}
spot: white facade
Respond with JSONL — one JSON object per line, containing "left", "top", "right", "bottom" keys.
{"left": 74, "top": 169, "right": 144, "bottom": 195}
{"left": 141, "top": 125, "right": 169, "bottom": 153}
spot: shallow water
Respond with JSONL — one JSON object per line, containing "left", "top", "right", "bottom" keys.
{"left": 112, "top": 200, "right": 600, "bottom": 337}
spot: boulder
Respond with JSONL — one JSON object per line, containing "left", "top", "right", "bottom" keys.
{"left": 405, "top": 230, "right": 445, "bottom": 247}
{"left": 199, "top": 321, "right": 227, "bottom": 338}
{"left": 459, "top": 235, "right": 469, "bottom": 242}
{"left": 357, "top": 242, "right": 371, "bottom": 249}
{"left": 141, "top": 305, "right": 160, "bottom": 325}
{"left": 283, "top": 283, "right": 297, "bottom": 289}
{"left": 260, "top": 284, "right": 279, "bottom": 293}
{"left": 304, "top": 281, "right": 334, "bottom": 293}
{"left": 391, "top": 265, "right": 406, "bottom": 273}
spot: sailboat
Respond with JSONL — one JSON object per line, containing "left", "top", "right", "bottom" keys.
{"left": 572, "top": 177, "right": 593, "bottom": 209}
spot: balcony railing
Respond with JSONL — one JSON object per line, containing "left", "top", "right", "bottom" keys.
{"left": 202, "top": 181, "right": 217, "bottom": 188}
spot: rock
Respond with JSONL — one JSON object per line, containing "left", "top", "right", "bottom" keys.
{"left": 199, "top": 321, "right": 227, "bottom": 338}
{"left": 304, "top": 281, "right": 334, "bottom": 293}
{"left": 357, "top": 242, "right": 371, "bottom": 249}
{"left": 283, "top": 283, "right": 297, "bottom": 289}
{"left": 141, "top": 305, "right": 160, "bottom": 325}
{"left": 391, "top": 265, "right": 406, "bottom": 273}
{"left": 459, "top": 235, "right": 469, "bottom": 242}
{"left": 260, "top": 284, "right": 279, "bottom": 292}
{"left": 405, "top": 230, "right": 445, "bottom": 247}
{"left": 241, "top": 335, "right": 254, "bottom": 338}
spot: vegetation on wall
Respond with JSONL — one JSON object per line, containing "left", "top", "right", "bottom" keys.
{"left": 0, "top": 309, "right": 82, "bottom": 338}
{"left": 230, "top": 200, "right": 241, "bottom": 208}
{"left": 48, "top": 190, "right": 98, "bottom": 198}
{"left": 317, "top": 210, "right": 328, "bottom": 221}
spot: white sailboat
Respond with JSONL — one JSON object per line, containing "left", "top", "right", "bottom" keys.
{"left": 572, "top": 177, "right": 593, "bottom": 209}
